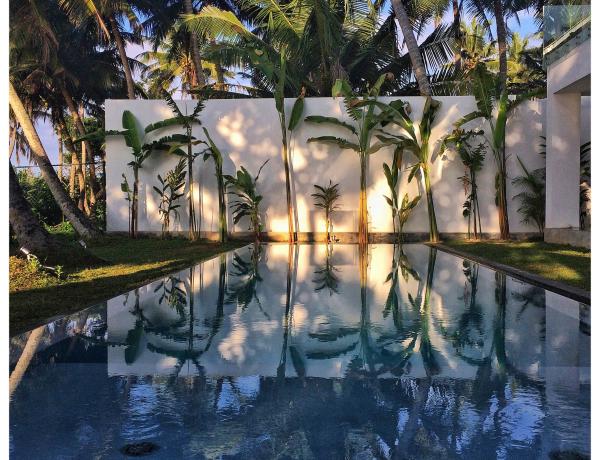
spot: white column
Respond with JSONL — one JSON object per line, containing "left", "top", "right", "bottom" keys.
{"left": 545, "top": 92, "right": 581, "bottom": 229}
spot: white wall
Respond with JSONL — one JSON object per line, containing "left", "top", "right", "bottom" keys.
{"left": 104, "top": 96, "right": 588, "bottom": 236}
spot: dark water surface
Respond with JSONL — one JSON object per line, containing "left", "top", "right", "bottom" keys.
{"left": 9, "top": 244, "right": 590, "bottom": 459}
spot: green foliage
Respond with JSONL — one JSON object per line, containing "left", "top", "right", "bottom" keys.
{"left": 201, "top": 127, "right": 228, "bottom": 242}
{"left": 312, "top": 180, "right": 341, "bottom": 242}
{"left": 441, "top": 128, "right": 486, "bottom": 239}
{"left": 17, "top": 169, "right": 63, "bottom": 226}
{"left": 376, "top": 96, "right": 441, "bottom": 242}
{"left": 398, "top": 194, "right": 421, "bottom": 240}
{"left": 224, "top": 161, "right": 269, "bottom": 241}
{"left": 153, "top": 158, "right": 187, "bottom": 237}
{"left": 382, "top": 147, "right": 421, "bottom": 242}
{"left": 512, "top": 157, "right": 545, "bottom": 235}
{"left": 306, "top": 74, "right": 391, "bottom": 243}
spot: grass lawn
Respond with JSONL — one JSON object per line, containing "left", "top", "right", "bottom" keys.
{"left": 9, "top": 236, "right": 244, "bottom": 335}
{"left": 441, "top": 240, "right": 590, "bottom": 292}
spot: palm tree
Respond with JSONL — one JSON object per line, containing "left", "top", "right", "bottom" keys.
{"left": 311, "top": 180, "right": 341, "bottom": 243}
{"left": 305, "top": 74, "right": 392, "bottom": 246}
{"left": 58, "top": 0, "right": 144, "bottom": 99}
{"left": 512, "top": 157, "right": 545, "bottom": 235}
{"left": 9, "top": 82, "right": 101, "bottom": 240}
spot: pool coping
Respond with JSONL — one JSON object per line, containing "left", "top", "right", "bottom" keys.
{"left": 427, "top": 243, "right": 591, "bottom": 304}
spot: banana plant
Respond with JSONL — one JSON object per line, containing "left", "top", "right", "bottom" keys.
{"left": 398, "top": 193, "right": 421, "bottom": 242}
{"left": 224, "top": 160, "right": 269, "bottom": 243}
{"left": 305, "top": 74, "right": 392, "bottom": 246}
{"left": 97, "top": 111, "right": 156, "bottom": 238}
{"left": 440, "top": 128, "right": 486, "bottom": 239}
{"left": 383, "top": 146, "right": 420, "bottom": 242}
{"left": 201, "top": 127, "right": 228, "bottom": 242}
{"left": 145, "top": 90, "right": 206, "bottom": 240}
{"left": 250, "top": 48, "right": 305, "bottom": 243}
{"left": 376, "top": 96, "right": 442, "bottom": 242}
{"left": 153, "top": 158, "right": 187, "bottom": 237}
{"left": 454, "top": 63, "right": 543, "bottom": 239}
{"left": 120, "top": 173, "right": 133, "bottom": 236}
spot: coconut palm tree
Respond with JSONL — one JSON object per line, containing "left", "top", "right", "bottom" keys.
{"left": 57, "top": 0, "right": 145, "bottom": 99}
{"left": 9, "top": 82, "right": 101, "bottom": 240}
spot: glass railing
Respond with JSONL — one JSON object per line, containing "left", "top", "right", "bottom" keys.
{"left": 544, "top": 4, "right": 591, "bottom": 53}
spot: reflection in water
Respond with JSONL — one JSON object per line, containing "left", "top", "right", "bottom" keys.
{"left": 9, "top": 244, "right": 590, "bottom": 459}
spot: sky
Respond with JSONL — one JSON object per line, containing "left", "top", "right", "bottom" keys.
{"left": 16, "top": 8, "right": 539, "bottom": 168}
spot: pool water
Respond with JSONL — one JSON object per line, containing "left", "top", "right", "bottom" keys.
{"left": 9, "top": 244, "right": 590, "bottom": 459}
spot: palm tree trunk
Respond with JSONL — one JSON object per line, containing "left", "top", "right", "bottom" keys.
{"left": 10, "top": 165, "right": 61, "bottom": 259}
{"left": 108, "top": 13, "right": 136, "bottom": 100}
{"left": 358, "top": 154, "right": 368, "bottom": 246}
{"left": 391, "top": 0, "right": 432, "bottom": 96}
{"left": 9, "top": 82, "right": 101, "bottom": 240}
{"left": 493, "top": 0, "right": 508, "bottom": 94}
{"left": 60, "top": 87, "right": 99, "bottom": 207}
{"left": 9, "top": 325, "right": 45, "bottom": 398}
{"left": 58, "top": 130, "right": 64, "bottom": 182}
{"left": 184, "top": 0, "right": 207, "bottom": 89}
{"left": 452, "top": 0, "right": 462, "bottom": 72}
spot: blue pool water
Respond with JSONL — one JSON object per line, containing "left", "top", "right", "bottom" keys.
{"left": 9, "top": 244, "right": 590, "bottom": 459}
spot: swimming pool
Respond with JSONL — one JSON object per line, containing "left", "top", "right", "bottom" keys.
{"left": 9, "top": 244, "right": 590, "bottom": 459}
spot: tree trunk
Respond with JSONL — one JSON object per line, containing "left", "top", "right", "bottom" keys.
{"left": 497, "top": 151, "right": 510, "bottom": 239}
{"left": 57, "top": 130, "right": 64, "bottom": 182}
{"left": 9, "top": 82, "right": 101, "bottom": 240}
{"left": 184, "top": 0, "right": 207, "bottom": 89}
{"left": 10, "top": 165, "right": 60, "bottom": 258}
{"left": 421, "top": 164, "right": 439, "bottom": 242}
{"left": 60, "top": 87, "right": 99, "bottom": 207}
{"left": 132, "top": 166, "right": 139, "bottom": 238}
{"left": 216, "top": 161, "right": 227, "bottom": 242}
{"left": 9, "top": 325, "right": 45, "bottom": 398}
{"left": 452, "top": 0, "right": 462, "bottom": 72}
{"left": 391, "top": 0, "right": 432, "bottom": 96}
{"left": 187, "top": 138, "right": 198, "bottom": 240}
{"left": 358, "top": 154, "right": 368, "bottom": 246}
{"left": 108, "top": 13, "right": 136, "bottom": 99}
{"left": 493, "top": 0, "right": 508, "bottom": 94}
{"left": 281, "top": 123, "right": 297, "bottom": 243}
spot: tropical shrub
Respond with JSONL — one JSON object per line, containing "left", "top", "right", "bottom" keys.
{"left": 311, "top": 180, "right": 341, "bottom": 243}
{"left": 512, "top": 157, "right": 545, "bottom": 236}
{"left": 398, "top": 193, "right": 421, "bottom": 242}
{"left": 153, "top": 158, "right": 187, "bottom": 237}
{"left": 17, "top": 169, "right": 63, "bottom": 226}
{"left": 224, "top": 160, "right": 269, "bottom": 242}
{"left": 441, "top": 128, "right": 486, "bottom": 239}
